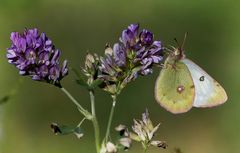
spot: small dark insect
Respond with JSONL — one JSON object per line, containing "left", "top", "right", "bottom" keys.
{"left": 199, "top": 76, "right": 205, "bottom": 81}
{"left": 50, "top": 123, "right": 62, "bottom": 134}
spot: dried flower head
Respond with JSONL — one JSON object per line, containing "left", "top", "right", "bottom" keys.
{"left": 82, "top": 53, "right": 99, "bottom": 81}
{"left": 116, "top": 109, "right": 167, "bottom": 151}
{"left": 115, "top": 124, "right": 132, "bottom": 150}
{"left": 115, "top": 124, "right": 128, "bottom": 137}
{"left": 106, "top": 142, "right": 117, "bottom": 153}
{"left": 100, "top": 142, "right": 117, "bottom": 153}
{"left": 7, "top": 28, "right": 68, "bottom": 87}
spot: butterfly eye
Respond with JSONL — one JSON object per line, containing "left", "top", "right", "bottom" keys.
{"left": 199, "top": 76, "right": 205, "bottom": 81}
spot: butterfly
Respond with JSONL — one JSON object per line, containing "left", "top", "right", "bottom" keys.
{"left": 155, "top": 35, "right": 228, "bottom": 114}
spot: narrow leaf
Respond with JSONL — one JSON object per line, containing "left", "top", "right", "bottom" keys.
{"left": 71, "top": 67, "right": 89, "bottom": 88}
{"left": 50, "top": 123, "right": 84, "bottom": 139}
{"left": 89, "top": 79, "right": 103, "bottom": 89}
{"left": 76, "top": 79, "right": 89, "bottom": 88}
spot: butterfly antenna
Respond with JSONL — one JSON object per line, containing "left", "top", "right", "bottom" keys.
{"left": 174, "top": 38, "right": 181, "bottom": 48}
{"left": 181, "top": 32, "right": 188, "bottom": 50}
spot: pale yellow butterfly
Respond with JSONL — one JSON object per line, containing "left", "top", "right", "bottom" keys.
{"left": 155, "top": 35, "right": 228, "bottom": 114}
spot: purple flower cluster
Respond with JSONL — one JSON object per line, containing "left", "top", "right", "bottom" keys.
{"left": 99, "top": 24, "right": 163, "bottom": 88}
{"left": 120, "top": 24, "right": 163, "bottom": 75}
{"left": 7, "top": 28, "right": 68, "bottom": 87}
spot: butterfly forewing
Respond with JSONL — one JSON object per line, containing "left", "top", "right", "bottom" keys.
{"left": 155, "top": 59, "right": 195, "bottom": 114}
{"left": 182, "top": 59, "right": 228, "bottom": 107}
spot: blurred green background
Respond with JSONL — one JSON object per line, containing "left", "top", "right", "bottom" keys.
{"left": 0, "top": 0, "right": 239, "bottom": 153}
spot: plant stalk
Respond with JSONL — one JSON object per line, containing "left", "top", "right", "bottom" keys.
{"left": 144, "top": 148, "right": 147, "bottom": 153}
{"left": 89, "top": 90, "right": 101, "bottom": 153}
{"left": 60, "top": 87, "right": 91, "bottom": 118}
{"left": 143, "top": 144, "right": 148, "bottom": 153}
{"left": 104, "top": 95, "right": 117, "bottom": 142}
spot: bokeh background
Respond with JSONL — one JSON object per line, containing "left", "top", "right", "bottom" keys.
{"left": 0, "top": 0, "right": 239, "bottom": 153}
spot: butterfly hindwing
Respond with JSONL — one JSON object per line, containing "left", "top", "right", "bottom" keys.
{"left": 182, "top": 58, "right": 228, "bottom": 107}
{"left": 155, "top": 59, "right": 195, "bottom": 114}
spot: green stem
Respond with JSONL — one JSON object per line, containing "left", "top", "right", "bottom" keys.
{"left": 142, "top": 143, "right": 148, "bottom": 153}
{"left": 77, "top": 117, "right": 86, "bottom": 127}
{"left": 144, "top": 148, "right": 147, "bottom": 153}
{"left": 60, "top": 87, "right": 91, "bottom": 119}
{"left": 104, "top": 95, "right": 117, "bottom": 142}
{"left": 89, "top": 90, "right": 101, "bottom": 153}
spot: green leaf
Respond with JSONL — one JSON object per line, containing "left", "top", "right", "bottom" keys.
{"left": 76, "top": 79, "right": 89, "bottom": 88}
{"left": 71, "top": 67, "right": 89, "bottom": 88}
{"left": 50, "top": 123, "right": 84, "bottom": 139}
{"left": 71, "top": 67, "right": 102, "bottom": 90}
{"left": 89, "top": 79, "right": 103, "bottom": 89}
{"left": 71, "top": 67, "right": 84, "bottom": 80}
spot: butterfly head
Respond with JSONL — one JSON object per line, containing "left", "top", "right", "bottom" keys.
{"left": 166, "top": 33, "right": 188, "bottom": 61}
{"left": 172, "top": 45, "right": 185, "bottom": 60}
